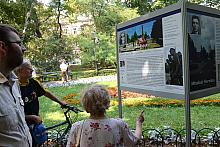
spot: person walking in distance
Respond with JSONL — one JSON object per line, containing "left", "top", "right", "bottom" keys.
{"left": 60, "top": 60, "right": 68, "bottom": 82}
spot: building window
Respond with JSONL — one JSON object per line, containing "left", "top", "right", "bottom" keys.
{"left": 63, "top": 28, "right": 68, "bottom": 34}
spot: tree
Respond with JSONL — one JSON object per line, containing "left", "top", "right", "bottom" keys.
{"left": 26, "top": 35, "right": 74, "bottom": 72}
{"left": 75, "top": 27, "right": 116, "bottom": 69}
{"left": 124, "top": 0, "right": 154, "bottom": 15}
{"left": 22, "top": 0, "right": 37, "bottom": 38}
{"left": 124, "top": 0, "right": 170, "bottom": 15}
{"left": 124, "top": 0, "right": 220, "bottom": 15}
{"left": 0, "top": 0, "right": 26, "bottom": 30}
{"left": 203, "top": 0, "right": 220, "bottom": 9}
{"left": 64, "top": 0, "right": 138, "bottom": 34}
{"left": 151, "top": 19, "right": 163, "bottom": 46}
{"left": 63, "top": 0, "right": 138, "bottom": 69}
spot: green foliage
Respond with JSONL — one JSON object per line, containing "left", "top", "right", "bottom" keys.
{"left": 75, "top": 31, "right": 117, "bottom": 69}
{"left": 94, "top": 4, "right": 139, "bottom": 34}
{"left": 188, "top": 0, "right": 220, "bottom": 8}
{"left": 0, "top": 0, "right": 137, "bottom": 71}
{"left": 2, "top": 0, "right": 220, "bottom": 72}
{"left": 124, "top": 0, "right": 154, "bottom": 15}
{"left": 124, "top": 0, "right": 179, "bottom": 15}
{"left": 68, "top": 0, "right": 139, "bottom": 69}
{"left": 63, "top": 0, "right": 139, "bottom": 69}
{"left": 0, "top": 0, "right": 25, "bottom": 31}
{"left": 125, "top": 0, "right": 220, "bottom": 15}
{"left": 151, "top": 0, "right": 179, "bottom": 11}
{"left": 26, "top": 35, "right": 74, "bottom": 72}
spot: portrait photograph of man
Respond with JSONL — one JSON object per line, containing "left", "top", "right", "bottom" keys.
{"left": 119, "top": 32, "right": 126, "bottom": 48}
{"left": 191, "top": 15, "right": 201, "bottom": 35}
{"left": 188, "top": 12, "right": 216, "bottom": 91}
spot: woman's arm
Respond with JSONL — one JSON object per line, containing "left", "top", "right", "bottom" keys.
{"left": 135, "top": 110, "right": 144, "bottom": 138}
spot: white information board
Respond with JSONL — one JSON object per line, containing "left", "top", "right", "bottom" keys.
{"left": 116, "top": 2, "right": 220, "bottom": 100}
{"left": 117, "top": 4, "right": 185, "bottom": 99}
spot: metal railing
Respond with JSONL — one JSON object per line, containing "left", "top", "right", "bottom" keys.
{"left": 138, "top": 127, "right": 220, "bottom": 146}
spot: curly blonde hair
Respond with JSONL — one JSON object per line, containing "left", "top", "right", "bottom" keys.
{"left": 81, "top": 84, "right": 110, "bottom": 116}
{"left": 14, "top": 60, "right": 32, "bottom": 75}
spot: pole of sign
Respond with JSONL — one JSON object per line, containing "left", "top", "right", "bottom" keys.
{"left": 92, "top": 32, "right": 98, "bottom": 76}
{"left": 116, "top": 27, "right": 123, "bottom": 118}
{"left": 118, "top": 84, "right": 122, "bottom": 118}
{"left": 182, "top": 0, "right": 191, "bottom": 146}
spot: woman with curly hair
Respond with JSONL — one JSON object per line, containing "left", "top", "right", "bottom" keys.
{"left": 66, "top": 84, "right": 144, "bottom": 147}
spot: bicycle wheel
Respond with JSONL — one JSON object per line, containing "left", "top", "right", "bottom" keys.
{"left": 42, "top": 128, "right": 70, "bottom": 147}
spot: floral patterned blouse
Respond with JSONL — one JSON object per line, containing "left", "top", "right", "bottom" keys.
{"left": 66, "top": 118, "right": 139, "bottom": 147}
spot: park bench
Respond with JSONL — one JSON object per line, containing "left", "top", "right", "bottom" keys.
{"left": 68, "top": 64, "right": 81, "bottom": 80}
{"left": 39, "top": 71, "right": 60, "bottom": 82}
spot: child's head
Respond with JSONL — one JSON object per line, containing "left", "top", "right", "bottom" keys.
{"left": 81, "top": 84, "right": 110, "bottom": 116}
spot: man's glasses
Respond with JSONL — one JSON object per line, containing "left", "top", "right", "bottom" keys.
{"left": 26, "top": 67, "right": 34, "bottom": 73}
{"left": 5, "top": 41, "right": 24, "bottom": 47}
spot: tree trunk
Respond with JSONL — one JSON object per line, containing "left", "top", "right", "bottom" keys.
{"left": 57, "top": 0, "right": 62, "bottom": 38}
{"left": 22, "top": 0, "right": 36, "bottom": 38}
{"left": 32, "top": 8, "right": 42, "bottom": 38}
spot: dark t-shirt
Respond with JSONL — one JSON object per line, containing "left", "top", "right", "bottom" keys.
{"left": 20, "top": 78, "right": 46, "bottom": 117}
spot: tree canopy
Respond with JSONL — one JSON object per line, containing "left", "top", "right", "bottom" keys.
{"left": 0, "top": 0, "right": 219, "bottom": 72}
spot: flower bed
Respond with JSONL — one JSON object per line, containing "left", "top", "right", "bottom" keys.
{"left": 63, "top": 93, "right": 80, "bottom": 105}
{"left": 62, "top": 87, "right": 220, "bottom": 107}
{"left": 107, "top": 87, "right": 155, "bottom": 98}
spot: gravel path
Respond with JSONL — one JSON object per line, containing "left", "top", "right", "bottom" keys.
{"left": 43, "top": 75, "right": 117, "bottom": 88}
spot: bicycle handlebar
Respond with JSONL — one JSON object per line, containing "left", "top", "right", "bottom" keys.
{"left": 45, "top": 105, "right": 82, "bottom": 131}
{"left": 61, "top": 104, "right": 83, "bottom": 114}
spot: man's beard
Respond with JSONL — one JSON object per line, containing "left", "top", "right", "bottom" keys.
{"left": 6, "top": 55, "right": 23, "bottom": 70}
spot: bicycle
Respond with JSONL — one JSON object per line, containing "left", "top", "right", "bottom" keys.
{"left": 42, "top": 104, "right": 83, "bottom": 147}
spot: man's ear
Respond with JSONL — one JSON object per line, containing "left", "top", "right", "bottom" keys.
{"left": 0, "top": 41, "right": 7, "bottom": 56}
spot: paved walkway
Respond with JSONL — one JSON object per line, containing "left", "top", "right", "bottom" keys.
{"left": 43, "top": 75, "right": 117, "bottom": 88}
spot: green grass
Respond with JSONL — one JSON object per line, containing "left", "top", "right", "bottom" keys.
{"left": 39, "top": 81, "right": 220, "bottom": 132}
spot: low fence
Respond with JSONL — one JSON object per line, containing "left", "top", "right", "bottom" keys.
{"left": 35, "top": 69, "right": 116, "bottom": 82}
{"left": 139, "top": 127, "right": 220, "bottom": 146}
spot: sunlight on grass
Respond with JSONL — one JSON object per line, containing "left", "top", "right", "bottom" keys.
{"left": 46, "top": 111, "right": 64, "bottom": 121}
{"left": 108, "top": 106, "right": 116, "bottom": 111}
{"left": 78, "top": 111, "right": 90, "bottom": 118}
{"left": 40, "top": 98, "right": 60, "bottom": 109}
{"left": 107, "top": 105, "right": 118, "bottom": 113}
{"left": 51, "top": 101, "right": 60, "bottom": 106}
{"left": 123, "top": 97, "right": 154, "bottom": 102}
{"left": 97, "top": 80, "right": 117, "bottom": 87}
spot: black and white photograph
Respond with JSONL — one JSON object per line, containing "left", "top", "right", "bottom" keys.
{"left": 188, "top": 12, "right": 216, "bottom": 91}
{"left": 165, "top": 47, "right": 183, "bottom": 86}
{"left": 191, "top": 15, "right": 201, "bottom": 35}
{"left": 120, "top": 60, "right": 125, "bottom": 67}
{"left": 119, "top": 31, "right": 127, "bottom": 52}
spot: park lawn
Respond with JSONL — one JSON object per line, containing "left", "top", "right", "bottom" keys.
{"left": 39, "top": 81, "right": 220, "bottom": 132}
